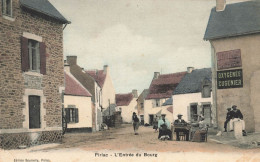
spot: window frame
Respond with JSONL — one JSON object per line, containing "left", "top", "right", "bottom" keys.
{"left": 66, "top": 108, "right": 79, "bottom": 123}
{"left": 2, "top": 0, "right": 12, "bottom": 17}
{"left": 155, "top": 99, "right": 160, "bottom": 107}
{"left": 28, "top": 39, "right": 40, "bottom": 72}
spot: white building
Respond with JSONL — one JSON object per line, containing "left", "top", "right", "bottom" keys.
{"left": 144, "top": 72, "right": 186, "bottom": 125}
{"left": 116, "top": 90, "right": 138, "bottom": 123}
{"left": 172, "top": 68, "right": 213, "bottom": 126}
{"left": 64, "top": 68, "right": 93, "bottom": 132}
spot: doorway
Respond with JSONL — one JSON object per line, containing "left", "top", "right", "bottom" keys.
{"left": 29, "top": 95, "right": 41, "bottom": 129}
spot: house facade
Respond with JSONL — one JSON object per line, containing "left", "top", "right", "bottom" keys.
{"left": 64, "top": 65, "right": 92, "bottom": 132}
{"left": 116, "top": 90, "right": 138, "bottom": 123}
{"left": 66, "top": 56, "right": 102, "bottom": 131}
{"left": 172, "top": 68, "right": 213, "bottom": 126}
{"left": 144, "top": 72, "right": 186, "bottom": 125}
{"left": 0, "top": 0, "right": 69, "bottom": 149}
{"left": 86, "top": 65, "right": 116, "bottom": 118}
{"left": 204, "top": 0, "right": 260, "bottom": 132}
{"left": 136, "top": 89, "right": 149, "bottom": 125}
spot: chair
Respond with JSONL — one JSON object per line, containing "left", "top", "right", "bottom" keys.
{"left": 179, "top": 132, "right": 186, "bottom": 141}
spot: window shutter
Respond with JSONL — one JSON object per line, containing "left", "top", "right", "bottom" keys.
{"left": 75, "top": 108, "right": 79, "bottom": 123}
{"left": 21, "top": 37, "right": 29, "bottom": 72}
{"left": 40, "top": 42, "right": 46, "bottom": 75}
{"left": 65, "top": 108, "right": 70, "bottom": 123}
{"left": 187, "top": 106, "right": 191, "bottom": 121}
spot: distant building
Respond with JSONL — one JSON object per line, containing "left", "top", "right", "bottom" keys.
{"left": 172, "top": 68, "right": 212, "bottom": 126}
{"left": 64, "top": 65, "right": 92, "bottom": 132}
{"left": 204, "top": 0, "right": 260, "bottom": 132}
{"left": 0, "top": 0, "right": 70, "bottom": 149}
{"left": 116, "top": 90, "right": 138, "bottom": 123}
{"left": 136, "top": 89, "right": 149, "bottom": 125}
{"left": 66, "top": 56, "right": 102, "bottom": 131}
{"left": 144, "top": 72, "right": 186, "bottom": 125}
{"left": 86, "top": 65, "right": 116, "bottom": 118}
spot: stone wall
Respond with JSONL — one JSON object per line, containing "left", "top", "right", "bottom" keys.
{"left": 0, "top": 0, "right": 65, "bottom": 148}
{"left": 0, "top": 131, "right": 62, "bottom": 150}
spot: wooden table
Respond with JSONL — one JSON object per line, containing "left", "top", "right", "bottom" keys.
{"left": 172, "top": 125, "right": 191, "bottom": 141}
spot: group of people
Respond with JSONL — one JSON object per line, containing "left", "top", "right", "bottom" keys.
{"left": 224, "top": 105, "right": 246, "bottom": 135}
{"left": 132, "top": 105, "right": 246, "bottom": 140}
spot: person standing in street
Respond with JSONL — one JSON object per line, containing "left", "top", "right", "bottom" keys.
{"left": 224, "top": 108, "right": 232, "bottom": 132}
{"left": 132, "top": 112, "right": 140, "bottom": 135}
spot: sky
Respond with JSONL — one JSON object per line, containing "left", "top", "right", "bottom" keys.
{"left": 49, "top": 0, "right": 247, "bottom": 94}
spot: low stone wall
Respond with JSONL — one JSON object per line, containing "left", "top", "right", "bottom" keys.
{"left": 0, "top": 130, "right": 62, "bottom": 150}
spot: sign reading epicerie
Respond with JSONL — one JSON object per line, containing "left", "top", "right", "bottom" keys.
{"left": 217, "top": 69, "right": 243, "bottom": 89}
{"left": 217, "top": 49, "right": 242, "bottom": 70}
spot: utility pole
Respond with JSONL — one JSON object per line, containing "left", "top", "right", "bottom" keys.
{"left": 109, "top": 99, "right": 110, "bottom": 116}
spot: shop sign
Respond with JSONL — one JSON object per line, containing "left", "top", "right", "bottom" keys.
{"left": 217, "top": 69, "right": 243, "bottom": 89}
{"left": 217, "top": 49, "right": 242, "bottom": 70}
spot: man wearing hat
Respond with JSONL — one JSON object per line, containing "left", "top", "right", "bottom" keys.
{"left": 157, "top": 114, "right": 172, "bottom": 140}
{"left": 229, "top": 105, "right": 246, "bottom": 136}
{"left": 224, "top": 108, "right": 233, "bottom": 132}
{"left": 174, "top": 114, "right": 189, "bottom": 141}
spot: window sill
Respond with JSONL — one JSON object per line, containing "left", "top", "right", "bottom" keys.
{"left": 24, "top": 71, "right": 43, "bottom": 77}
{"left": 3, "top": 15, "right": 15, "bottom": 21}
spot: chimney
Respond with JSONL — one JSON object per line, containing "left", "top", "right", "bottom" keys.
{"left": 64, "top": 62, "right": 70, "bottom": 73}
{"left": 66, "top": 56, "right": 77, "bottom": 65}
{"left": 216, "top": 0, "right": 226, "bottom": 12}
{"left": 132, "top": 89, "right": 138, "bottom": 98}
{"left": 103, "top": 65, "right": 109, "bottom": 74}
{"left": 187, "top": 67, "right": 194, "bottom": 73}
{"left": 153, "top": 72, "right": 160, "bottom": 79}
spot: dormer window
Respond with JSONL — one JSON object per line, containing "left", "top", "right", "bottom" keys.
{"left": 2, "top": 0, "right": 12, "bottom": 17}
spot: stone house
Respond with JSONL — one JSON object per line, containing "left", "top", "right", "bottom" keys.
{"left": 0, "top": 0, "right": 70, "bottom": 149}
{"left": 172, "top": 68, "right": 213, "bottom": 126}
{"left": 64, "top": 65, "right": 92, "bottom": 132}
{"left": 116, "top": 90, "right": 138, "bottom": 123}
{"left": 65, "top": 56, "right": 102, "bottom": 131}
{"left": 136, "top": 89, "right": 149, "bottom": 125}
{"left": 144, "top": 72, "right": 186, "bottom": 125}
{"left": 204, "top": 0, "right": 260, "bottom": 132}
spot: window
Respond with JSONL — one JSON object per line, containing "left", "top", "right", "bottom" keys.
{"left": 202, "top": 85, "right": 211, "bottom": 98}
{"left": 2, "top": 0, "right": 12, "bottom": 17}
{"left": 190, "top": 104, "right": 198, "bottom": 122}
{"left": 155, "top": 99, "right": 160, "bottom": 107}
{"left": 28, "top": 40, "right": 40, "bottom": 71}
{"left": 29, "top": 96, "right": 41, "bottom": 129}
{"left": 21, "top": 37, "right": 46, "bottom": 74}
{"left": 140, "top": 103, "right": 144, "bottom": 109}
{"left": 65, "top": 108, "right": 78, "bottom": 123}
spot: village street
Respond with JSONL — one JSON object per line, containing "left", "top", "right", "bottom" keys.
{"left": 1, "top": 124, "right": 260, "bottom": 162}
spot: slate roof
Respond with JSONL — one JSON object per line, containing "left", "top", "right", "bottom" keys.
{"left": 116, "top": 93, "right": 134, "bottom": 106}
{"left": 162, "top": 97, "right": 173, "bottom": 106}
{"left": 86, "top": 70, "right": 106, "bottom": 88}
{"left": 173, "top": 68, "right": 212, "bottom": 95}
{"left": 69, "top": 64, "right": 96, "bottom": 102}
{"left": 20, "top": 0, "right": 70, "bottom": 24}
{"left": 64, "top": 72, "right": 92, "bottom": 97}
{"left": 204, "top": 1, "right": 260, "bottom": 40}
{"left": 146, "top": 72, "right": 186, "bottom": 99}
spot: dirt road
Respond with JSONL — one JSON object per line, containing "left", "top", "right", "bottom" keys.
{"left": 47, "top": 124, "right": 259, "bottom": 153}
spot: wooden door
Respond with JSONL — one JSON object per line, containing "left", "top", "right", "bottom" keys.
{"left": 203, "top": 104, "right": 211, "bottom": 126}
{"left": 29, "top": 96, "right": 41, "bottom": 129}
